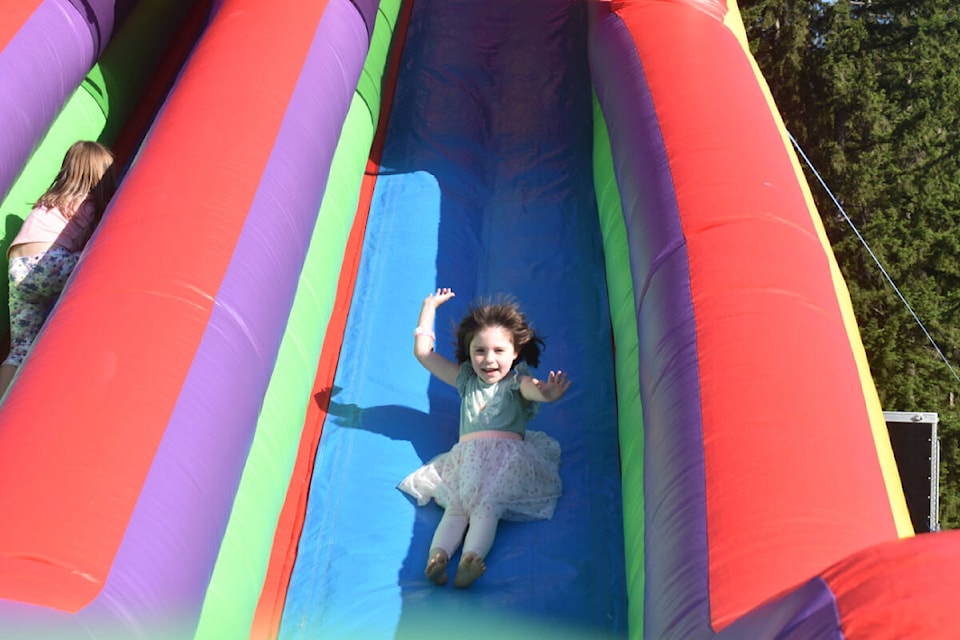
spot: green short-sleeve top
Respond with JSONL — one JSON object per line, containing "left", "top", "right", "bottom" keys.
{"left": 457, "top": 362, "right": 539, "bottom": 438}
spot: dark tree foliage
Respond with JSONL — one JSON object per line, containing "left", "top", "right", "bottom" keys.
{"left": 740, "top": 0, "right": 960, "bottom": 528}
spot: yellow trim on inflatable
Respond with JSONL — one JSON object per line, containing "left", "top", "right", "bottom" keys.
{"left": 723, "top": 0, "right": 749, "bottom": 48}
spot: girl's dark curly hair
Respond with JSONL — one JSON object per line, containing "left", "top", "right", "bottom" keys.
{"left": 454, "top": 296, "right": 545, "bottom": 368}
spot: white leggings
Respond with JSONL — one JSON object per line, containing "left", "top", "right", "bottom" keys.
{"left": 431, "top": 507, "right": 499, "bottom": 559}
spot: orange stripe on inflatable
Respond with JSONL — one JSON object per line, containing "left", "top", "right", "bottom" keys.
{"left": 722, "top": 0, "right": 911, "bottom": 541}
{"left": 728, "top": 1, "right": 913, "bottom": 539}
{"left": 249, "top": 1, "right": 415, "bottom": 636}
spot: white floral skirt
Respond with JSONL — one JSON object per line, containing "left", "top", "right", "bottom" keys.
{"left": 398, "top": 430, "right": 562, "bottom": 521}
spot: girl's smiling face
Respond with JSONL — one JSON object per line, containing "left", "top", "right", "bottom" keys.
{"left": 469, "top": 325, "right": 517, "bottom": 384}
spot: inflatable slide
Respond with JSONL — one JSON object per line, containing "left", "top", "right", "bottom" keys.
{"left": 1, "top": 0, "right": 959, "bottom": 638}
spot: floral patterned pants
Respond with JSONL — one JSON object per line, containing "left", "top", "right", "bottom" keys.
{"left": 4, "top": 246, "right": 78, "bottom": 366}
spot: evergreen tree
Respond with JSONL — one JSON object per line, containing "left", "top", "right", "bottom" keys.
{"left": 741, "top": 0, "right": 960, "bottom": 527}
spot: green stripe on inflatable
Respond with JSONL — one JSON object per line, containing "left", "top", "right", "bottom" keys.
{"left": 0, "top": 0, "right": 198, "bottom": 336}
{"left": 356, "top": 1, "right": 403, "bottom": 124}
{"left": 193, "top": 1, "right": 404, "bottom": 637}
{"left": 592, "top": 92, "right": 645, "bottom": 637}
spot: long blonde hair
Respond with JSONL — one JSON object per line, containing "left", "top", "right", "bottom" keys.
{"left": 36, "top": 141, "right": 117, "bottom": 218}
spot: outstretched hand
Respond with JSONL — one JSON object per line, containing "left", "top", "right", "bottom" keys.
{"left": 415, "top": 287, "right": 459, "bottom": 387}
{"left": 531, "top": 370, "right": 571, "bottom": 402}
{"left": 424, "top": 287, "right": 456, "bottom": 308}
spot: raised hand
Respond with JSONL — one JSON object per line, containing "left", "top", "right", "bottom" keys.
{"left": 415, "top": 287, "right": 460, "bottom": 387}
{"left": 531, "top": 370, "right": 571, "bottom": 402}
{"left": 424, "top": 287, "right": 456, "bottom": 308}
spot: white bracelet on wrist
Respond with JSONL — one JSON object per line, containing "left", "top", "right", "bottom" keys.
{"left": 414, "top": 327, "right": 435, "bottom": 340}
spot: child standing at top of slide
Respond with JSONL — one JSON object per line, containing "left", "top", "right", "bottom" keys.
{"left": 399, "top": 287, "right": 571, "bottom": 588}
{"left": 0, "top": 140, "right": 117, "bottom": 397}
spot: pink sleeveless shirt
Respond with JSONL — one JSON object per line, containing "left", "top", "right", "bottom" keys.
{"left": 7, "top": 199, "right": 98, "bottom": 258}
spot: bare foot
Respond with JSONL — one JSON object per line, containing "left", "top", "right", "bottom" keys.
{"left": 453, "top": 552, "right": 486, "bottom": 588}
{"left": 425, "top": 548, "right": 449, "bottom": 585}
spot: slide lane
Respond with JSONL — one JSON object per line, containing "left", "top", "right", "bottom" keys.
{"left": 0, "top": 0, "right": 377, "bottom": 637}
{"left": 592, "top": 0, "right": 908, "bottom": 635}
{"left": 0, "top": 0, "right": 206, "bottom": 346}
{"left": 201, "top": 0, "right": 397, "bottom": 638}
{"left": 276, "top": 0, "right": 628, "bottom": 637}
{"left": 594, "top": 1, "right": 960, "bottom": 638}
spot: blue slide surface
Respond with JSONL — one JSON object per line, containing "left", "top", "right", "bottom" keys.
{"left": 279, "top": 1, "right": 627, "bottom": 637}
